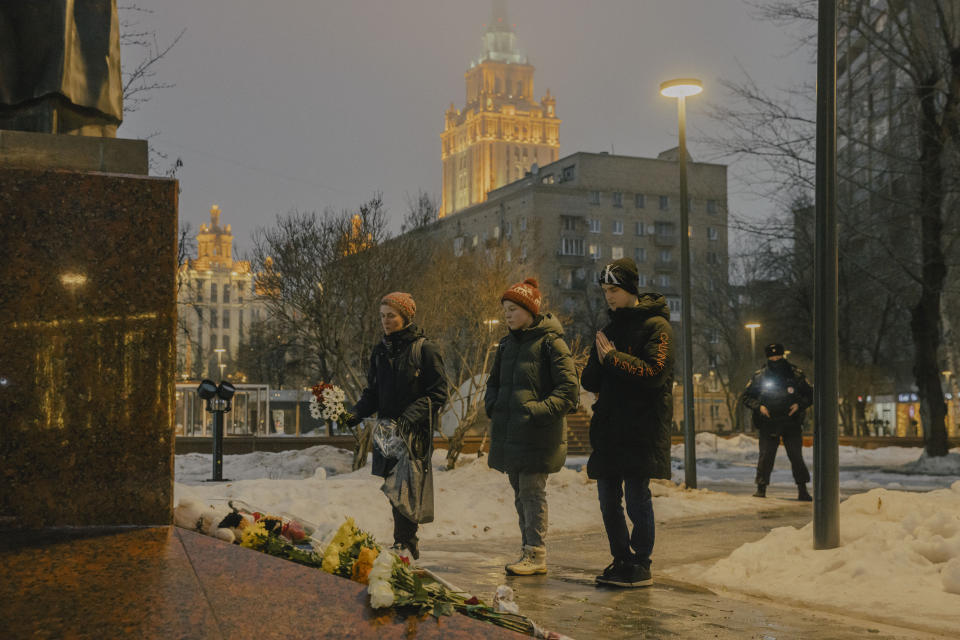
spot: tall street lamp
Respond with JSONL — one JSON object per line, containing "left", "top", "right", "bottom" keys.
{"left": 660, "top": 77, "right": 703, "bottom": 489}
{"left": 744, "top": 322, "right": 761, "bottom": 363}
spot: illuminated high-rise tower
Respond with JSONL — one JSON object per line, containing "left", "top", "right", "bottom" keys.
{"left": 440, "top": 0, "right": 560, "bottom": 216}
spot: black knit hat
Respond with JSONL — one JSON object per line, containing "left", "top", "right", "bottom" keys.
{"left": 764, "top": 343, "right": 785, "bottom": 358}
{"left": 598, "top": 258, "right": 639, "bottom": 295}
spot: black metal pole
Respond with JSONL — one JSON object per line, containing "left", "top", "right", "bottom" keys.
{"left": 212, "top": 409, "right": 224, "bottom": 481}
{"left": 814, "top": 0, "right": 840, "bottom": 549}
{"left": 679, "top": 95, "right": 697, "bottom": 489}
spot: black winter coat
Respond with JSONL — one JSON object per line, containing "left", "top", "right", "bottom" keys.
{"left": 484, "top": 314, "right": 579, "bottom": 474}
{"left": 353, "top": 324, "right": 448, "bottom": 478}
{"left": 581, "top": 294, "right": 675, "bottom": 480}
{"left": 741, "top": 359, "right": 812, "bottom": 435}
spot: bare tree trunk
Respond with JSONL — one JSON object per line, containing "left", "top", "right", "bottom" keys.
{"left": 445, "top": 409, "right": 481, "bottom": 470}
{"left": 351, "top": 421, "right": 374, "bottom": 471}
{"left": 912, "top": 82, "right": 950, "bottom": 457}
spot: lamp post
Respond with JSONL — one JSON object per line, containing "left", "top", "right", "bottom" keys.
{"left": 744, "top": 322, "right": 761, "bottom": 363}
{"left": 660, "top": 77, "right": 702, "bottom": 489}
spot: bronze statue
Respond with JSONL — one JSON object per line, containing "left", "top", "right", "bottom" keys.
{"left": 0, "top": 1, "right": 122, "bottom": 137}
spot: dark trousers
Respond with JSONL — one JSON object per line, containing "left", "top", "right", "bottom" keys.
{"left": 392, "top": 505, "right": 418, "bottom": 546}
{"left": 597, "top": 475, "right": 655, "bottom": 568}
{"left": 755, "top": 430, "right": 811, "bottom": 485}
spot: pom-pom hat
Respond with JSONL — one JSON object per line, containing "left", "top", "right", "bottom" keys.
{"left": 501, "top": 278, "right": 542, "bottom": 316}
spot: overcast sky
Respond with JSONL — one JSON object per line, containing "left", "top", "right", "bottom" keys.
{"left": 119, "top": 0, "right": 813, "bottom": 254}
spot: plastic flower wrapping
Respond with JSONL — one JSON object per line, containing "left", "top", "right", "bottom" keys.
{"left": 174, "top": 502, "right": 565, "bottom": 638}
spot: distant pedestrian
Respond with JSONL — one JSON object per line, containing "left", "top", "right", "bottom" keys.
{"left": 581, "top": 259, "right": 675, "bottom": 588}
{"left": 741, "top": 343, "right": 813, "bottom": 501}
{"left": 485, "top": 278, "right": 579, "bottom": 575}
{"left": 348, "top": 292, "right": 448, "bottom": 560}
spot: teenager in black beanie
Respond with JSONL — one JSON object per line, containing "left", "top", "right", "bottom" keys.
{"left": 582, "top": 258, "right": 675, "bottom": 588}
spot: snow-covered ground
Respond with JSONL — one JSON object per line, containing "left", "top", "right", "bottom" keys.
{"left": 664, "top": 432, "right": 960, "bottom": 493}
{"left": 175, "top": 436, "right": 960, "bottom": 633}
{"left": 175, "top": 446, "right": 770, "bottom": 544}
{"left": 666, "top": 483, "right": 960, "bottom": 635}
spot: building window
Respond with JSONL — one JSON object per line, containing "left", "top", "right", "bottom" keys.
{"left": 668, "top": 296, "right": 680, "bottom": 312}
{"left": 223, "top": 335, "right": 230, "bottom": 353}
{"left": 472, "top": 234, "right": 478, "bottom": 247}
{"left": 210, "top": 283, "right": 218, "bottom": 303}
{"left": 541, "top": 174, "right": 555, "bottom": 184}
{"left": 638, "top": 273, "right": 647, "bottom": 287}
{"left": 520, "top": 216, "right": 527, "bottom": 232}
{"left": 612, "top": 220, "right": 623, "bottom": 235}
{"left": 706, "top": 199, "right": 718, "bottom": 215}
{"left": 453, "top": 237, "right": 465, "bottom": 256}
{"left": 612, "top": 192, "right": 623, "bottom": 207}
{"left": 659, "top": 249, "right": 673, "bottom": 262}
{"left": 660, "top": 274, "right": 672, "bottom": 288}
{"left": 659, "top": 195, "right": 669, "bottom": 211}
{"left": 707, "top": 226, "right": 718, "bottom": 241}
{"left": 561, "top": 165, "right": 575, "bottom": 182}
{"left": 223, "top": 284, "right": 230, "bottom": 304}
{"left": 493, "top": 226, "right": 500, "bottom": 240}
{"left": 634, "top": 247, "right": 647, "bottom": 263}
{"left": 706, "top": 251, "right": 720, "bottom": 265}
{"left": 560, "top": 237, "right": 585, "bottom": 256}
{"left": 589, "top": 190, "right": 601, "bottom": 205}
{"left": 655, "top": 221, "right": 675, "bottom": 236}
{"left": 506, "top": 248, "right": 512, "bottom": 262}
{"left": 521, "top": 244, "right": 527, "bottom": 261}
{"left": 210, "top": 309, "right": 218, "bottom": 329}
{"left": 223, "top": 311, "right": 230, "bottom": 329}
{"left": 589, "top": 244, "right": 602, "bottom": 259}
{"left": 589, "top": 219, "right": 601, "bottom": 233}
{"left": 505, "top": 221, "right": 512, "bottom": 237}
{"left": 196, "top": 280, "right": 204, "bottom": 302}
{"left": 635, "top": 194, "right": 646, "bottom": 208}
{"left": 210, "top": 333, "right": 217, "bottom": 349}
{"left": 611, "top": 246, "right": 624, "bottom": 260}
{"left": 635, "top": 221, "right": 645, "bottom": 236}
{"left": 708, "top": 328, "right": 720, "bottom": 344}
{"left": 561, "top": 215, "right": 578, "bottom": 231}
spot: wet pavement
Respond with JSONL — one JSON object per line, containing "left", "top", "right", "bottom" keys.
{"left": 419, "top": 495, "right": 950, "bottom": 639}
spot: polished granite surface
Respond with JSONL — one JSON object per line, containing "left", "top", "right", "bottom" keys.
{"left": 0, "top": 166, "right": 178, "bottom": 528}
{"left": 0, "top": 526, "right": 523, "bottom": 639}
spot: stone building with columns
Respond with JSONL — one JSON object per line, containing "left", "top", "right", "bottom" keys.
{"left": 176, "top": 205, "right": 265, "bottom": 380}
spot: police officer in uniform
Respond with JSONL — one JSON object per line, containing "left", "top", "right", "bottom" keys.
{"left": 741, "top": 343, "right": 813, "bottom": 501}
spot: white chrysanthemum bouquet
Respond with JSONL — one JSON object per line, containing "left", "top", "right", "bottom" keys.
{"left": 308, "top": 381, "right": 351, "bottom": 425}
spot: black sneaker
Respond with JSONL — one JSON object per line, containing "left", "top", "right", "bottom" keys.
{"left": 596, "top": 560, "right": 653, "bottom": 588}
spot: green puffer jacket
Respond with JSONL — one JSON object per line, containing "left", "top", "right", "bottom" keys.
{"left": 484, "top": 314, "right": 579, "bottom": 474}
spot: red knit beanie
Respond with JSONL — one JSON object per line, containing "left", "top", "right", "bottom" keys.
{"left": 501, "top": 278, "right": 542, "bottom": 316}
{"left": 380, "top": 292, "right": 416, "bottom": 323}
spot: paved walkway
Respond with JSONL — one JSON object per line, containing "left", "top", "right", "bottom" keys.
{"left": 419, "top": 498, "right": 950, "bottom": 639}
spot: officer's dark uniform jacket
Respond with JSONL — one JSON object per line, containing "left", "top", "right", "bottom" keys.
{"left": 353, "top": 324, "right": 447, "bottom": 478}
{"left": 580, "top": 294, "right": 676, "bottom": 480}
{"left": 741, "top": 359, "right": 812, "bottom": 435}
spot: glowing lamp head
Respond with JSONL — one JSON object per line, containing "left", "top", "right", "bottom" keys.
{"left": 659, "top": 78, "right": 703, "bottom": 99}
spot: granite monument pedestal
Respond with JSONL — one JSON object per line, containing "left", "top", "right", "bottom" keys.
{"left": 0, "top": 131, "right": 178, "bottom": 528}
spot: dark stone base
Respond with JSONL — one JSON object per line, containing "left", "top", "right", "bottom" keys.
{"left": 0, "top": 165, "right": 178, "bottom": 528}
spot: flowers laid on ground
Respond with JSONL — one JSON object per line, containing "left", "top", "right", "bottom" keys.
{"left": 174, "top": 500, "right": 567, "bottom": 638}
{"left": 309, "top": 382, "right": 351, "bottom": 425}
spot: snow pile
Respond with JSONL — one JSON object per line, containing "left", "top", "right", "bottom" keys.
{"left": 897, "top": 451, "right": 960, "bottom": 476}
{"left": 175, "top": 449, "right": 767, "bottom": 545}
{"left": 175, "top": 446, "right": 354, "bottom": 484}
{"left": 670, "top": 481, "right": 960, "bottom": 634}
{"left": 673, "top": 432, "right": 760, "bottom": 463}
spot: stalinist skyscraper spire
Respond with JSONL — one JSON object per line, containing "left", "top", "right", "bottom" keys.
{"left": 440, "top": 0, "right": 560, "bottom": 217}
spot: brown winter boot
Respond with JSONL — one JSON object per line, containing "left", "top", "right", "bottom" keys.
{"left": 505, "top": 545, "right": 547, "bottom": 575}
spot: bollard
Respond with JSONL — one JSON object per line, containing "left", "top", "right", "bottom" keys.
{"left": 197, "top": 379, "right": 235, "bottom": 482}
